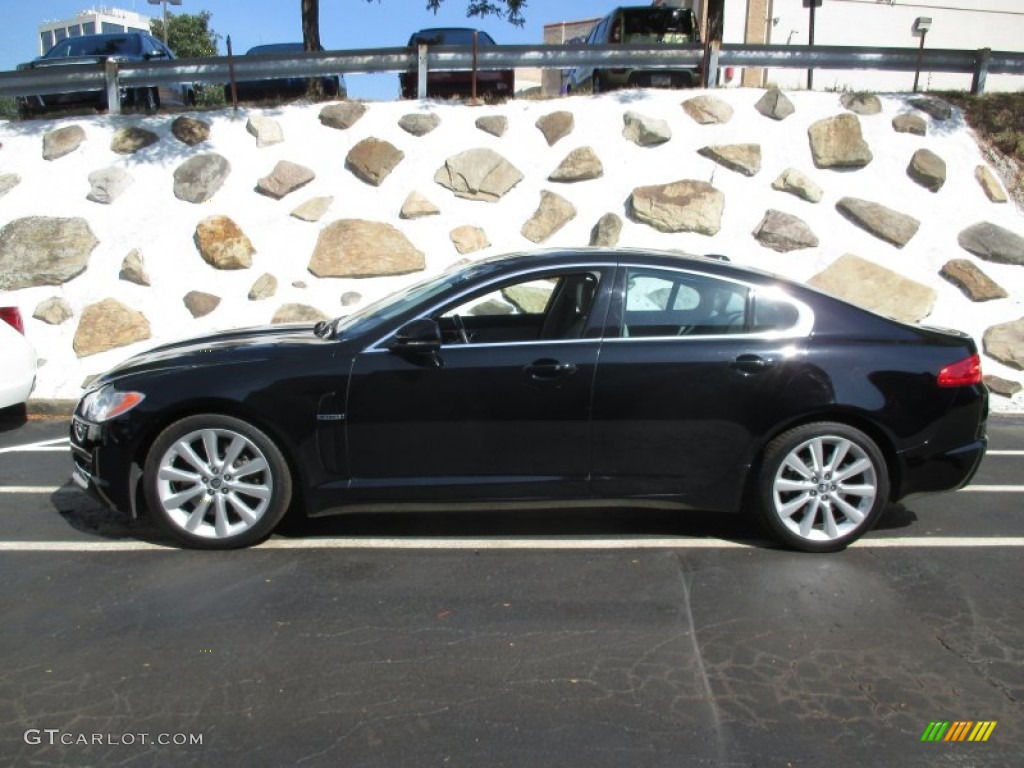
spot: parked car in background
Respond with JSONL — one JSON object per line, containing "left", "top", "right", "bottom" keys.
{"left": 400, "top": 28, "right": 514, "bottom": 100}
{"left": 567, "top": 5, "right": 702, "bottom": 93}
{"left": 69, "top": 248, "right": 987, "bottom": 552}
{"left": 226, "top": 43, "right": 345, "bottom": 102}
{"left": 0, "top": 307, "right": 37, "bottom": 411}
{"left": 16, "top": 31, "right": 194, "bottom": 117}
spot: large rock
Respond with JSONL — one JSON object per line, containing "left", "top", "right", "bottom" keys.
{"left": 910, "top": 98, "right": 953, "bottom": 121}
{"left": 0, "top": 173, "right": 20, "bottom": 198}
{"left": 771, "top": 168, "right": 823, "bottom": 203}
{"left": 73, "top": 299, "right": 151, "bottom": 357}
{"left": 840, "top": 93, "right": 882, "bottom": 115}
{"left": 346, "top": 138, "right": 403, "bottom": 186}
{"left": 319, "top": 102, "right": 367, "bottom": 130}
{"left": 42, "top": 125, "right": 85, "bottom": 161}
{"left": 111, "top": 126, "right": 159, "bottom": 154}
{"left": 450, "top": 225, "right": 490, "bottom": 255}
{"left": 0, "top": 217, "right": 97, "bottom": 290}
{"left": 33, "top": 297, "right": 73, "bottom": 326}
{"left": 257, "top": 161, "right": 315, "bottom": 199}
{"left": 549, "top": 146, "right": 603, "bottom": 182}
{"left": 682, "top": 95, "right": 733, "bottom": 124}
{"left": 194, "top": 216, "right": 254, "bottom": 269}
{"left": 622, "top": 111, "right": 671, "bottom": 146}
{"left": 536, "top": 111, "right": 574, "bottom": 146}
{"left": 434, "top": 148, "right": 523, "bottom": 202}
{"left": 291, "top": 196, "right": 333, "bottom": 222}
{"left": 589, "top": 213, "right": 622, "bottom": 247}
{"left": 521, "top": 191, "right": 576, "bottom": 244}
{"left": 86, "top": 166, "right": 134, "bottom": 204}
{"left": 400, "top": 191, "right": 440, "bottom": 219}
{"left": 248, "top": 273, "right": 278, "bottom": 300}
{"left": 975, "top": 166, "right": 1008, "bottom": 203}
{"left": 808, "top": 114, "right": 872, "bottom": 169}
{"left": 983, "top": 318, "right": 1024, "bottom": 371}
{"left": 171, "top": 116, "right": 211, "bottom": 145}
{"left": 630, "top": 180, "right": 724, "bottom": 236}
{"left": 246, "top": 115, "right": 284, "bottom": 147}
{"left": 892, "top": 113, "right": 927, "bottom": 136}
{"left": 984, "top": 375, "right": 1022, "bottom": 398}
{"left": 173, "top": 153, "right": 231, "bottom": 203}
{"left": 808, "top": 254, "right": 936, "bottom": 323}
{"left": 183, "top": 291, "right": 221, "bottom": 318}
{"left": 754, "top": 89, "right": 795, "bottom": 121}
{"left": 698, "top": 144, "right": 761, "bottom": 176}
{"left": 957, "top": 222, "right": 1024, "bottom": 266}
{"left": 940, "top": 259, "right": 1008, "bottom": 302}
{"left": 399, "top": 113, "right": 441, "bottom": 136}
{"left": 475, "top": 115, "right": 508, "bottom": 137}
{"left": 119, "top": 248, "right": 150, "bottom": 286}
{"left": 907, "top": 148, "right": 946, "bottom": 192}
{"left": 309, "top": 220, "right": 425, "bottom": 278}
{"left": 836, "top": 197, "right": 920, "bottom": 248}
{"left": 272, "top": 304, "right": 329, "bottom": 324}
{"left": 752, "top": 210, "right": 819, "bottom": 252}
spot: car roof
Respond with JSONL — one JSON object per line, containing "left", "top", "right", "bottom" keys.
{"left": 407, "top": 28, "right": 497, "bottom": 44}
{"left": 246, "top": 43, "right": 306, "bottom": 54}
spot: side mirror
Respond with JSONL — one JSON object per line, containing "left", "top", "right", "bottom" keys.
{"left": 390, "top": 318, "right": 442, "bottom": 351}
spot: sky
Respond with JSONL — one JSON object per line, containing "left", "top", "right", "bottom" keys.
{"left": 1, "top": 1, "right": 613, "bottom": 100}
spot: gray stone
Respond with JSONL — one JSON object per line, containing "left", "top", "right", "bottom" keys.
{"left": 434, "top": 148, "right": 523, "bottom": 202}
{"left": 975, "top": 166, "right": 1008, "bottom": 203}
{"left": 33, "top": 297, "right": 73, "bottom": 325}
{"left": 346, "top": 138, "right": 403, "bottom": 186}
{"left": 399, "top": 113, "right": 441, "bottom": 136}
{"left": 940, "top": 259, "right": 1008, "bottom": 302}
{"left": 984, "top": 375, "right": 1022, "bottom": 398}
{"left": 698, "top": 144, "right": 762, "bottom": 176}
{"left": 503, "top": 285, "right": 551, "bottom": 314}
{"left": 836, "top": 197, "right": 920, "bottom": 248}
{"left": 292, "top": 281, "right": 307, "bottom": 289}
{"left": 86, "top": 166, "right": 134, "bottom": 204}
{"left": 248, "top": 273, "right": 278, "bottom": 300}
{"left": 119, "top": 249, "right": 150, "bottom": 286}
{"left": 450, "top": 225, "right": 490, "bottom": 255}
{"left": 110, "top": 126, "right": 158, "bottom": 155}
{"left": 183, "top": 290, "right": 221, "bottom": 318}
{"left": 589, "top": 213, "right": 622, "bottom": 247}
{"left": 400, "top": 191, "right": 440, "bottom": 219}
{"left": 42, "top": 125, "right": 85, "bottom": 161}
{"left": 907, "top": 148, "right": 946, "bottom": 192}
{"left": 0, "top": 217, "right": 97, "bottom": 290}
{"left": 291, "top": 196, "right": 333, "bottom": 222}
{"left": 171, "top": 115, "right": 211, "bottom": 145}
{"left": 319, "top": 102, "right": 367, "bottom": 130}
{"left": 771, "top": 168, "right": 823, "bottom": 203}
{"left": 73, "top": 298, "right": 151, "bottom": 357}
{"left": 309, "top": 220, "right": 425, "bottom": 278}
{"left": 629, "top": 180, "right": 724, "bottom": 236}
{"left": 682, "top": 95, "right": 733, "bottom": 124}
{"left": 257, "top": 160, "right": 315, "bottom": 199}
{"left": 475, "top": 115, "right": 508, "bottom": 137}
{"left": 246, "top": 115, "right": 284, "bottom": 147}
{"left": 958, "top": 222, "right": 1024, "bottom": 266}
{"left": 341, "top": 291, "right": 361, "bottom": 307}
{"left": 0, "top": 173, "right": 20, "bottom": 199}
{"left": 536, "top": 111, "right": 574, "bottom": 146}
{"left": 840, "top": 92, "right": 882, "bottom": 115}
{"left": 521, "top": 191, "right": 576, "bottom": 244}
{"left": 754, "top": 89, "right": 795, "bottom": 121}
{"left": 622, "top": 111, "right": 671, "bottom": 146}
{"left": 910, "top": 98, "right": 953, "bottom": 121}
{"left": 983, "top": 318, "right": 1024, "bottom": 371}
{"left": 752, "top": 210, "right": 819, "bottom": 252}
{"left": 808, "top": 254, "right": 936, "bottom": 323}
{"left": 194, "top": 216, "right": 254, "bottom": 269}
{"left": 272, "top": 304, "right": 330, "bottom": 324}
{"left": 173, "top": 153, "right": 231, "bottom": 203}
{"left": 892, "top": 113, "right": 927, "bottom": 136}
{"left": 808, "top": 113, "right": 873, "bottom": 169}
{"left": 549, "top": 146, "right": 603, "bottom": 182}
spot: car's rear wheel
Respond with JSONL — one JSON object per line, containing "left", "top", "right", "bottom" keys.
{"left": 143, "top": 414, "right": 292, "bottom": 549}
{"left": 757, "top": 422, "right": 889, "bottom": 553}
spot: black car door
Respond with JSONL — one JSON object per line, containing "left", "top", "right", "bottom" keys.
{"left": 344, "top": 267, "right": 610, "bottom": 502}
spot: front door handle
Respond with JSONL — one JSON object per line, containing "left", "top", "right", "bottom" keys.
{"left": 731, "top": 354, "right": 775, "bottom": 374}
{"left": 525, "top": 359, "right": 578, "bottom": 379}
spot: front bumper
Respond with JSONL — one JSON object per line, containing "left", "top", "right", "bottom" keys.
{"left": 69, "top": 415, "right": 138, "bottom": 517}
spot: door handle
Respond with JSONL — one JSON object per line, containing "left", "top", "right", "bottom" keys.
{"left": 731, "top": 354, "right": 775, "bottom": 374}
{"left": 525, "top": 359, "right": 578, "bottom": 379}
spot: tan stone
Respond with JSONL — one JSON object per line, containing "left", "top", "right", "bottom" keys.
{"left": 73, "top": 299, "right": 151, "bottom": 357}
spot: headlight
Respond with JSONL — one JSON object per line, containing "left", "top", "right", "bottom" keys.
{"left": 80, "top": 385, "right": 145, "bottom": 423}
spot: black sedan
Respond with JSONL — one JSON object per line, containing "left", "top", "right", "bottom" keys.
{"left": 69, "top": 249, "right": 988, "bottom": 552}
{"left": 400, "top": 28, "right": 514, "bottom": 100}
{"left": 226, "top": 43, "right": 345, "bottom": 102}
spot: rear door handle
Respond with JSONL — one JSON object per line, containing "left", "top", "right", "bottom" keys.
{"left": 731, "top": 354, "right": 775, "bottom": 374}
{"left": 525, "top": 359, "right": 578, "bottom": 379}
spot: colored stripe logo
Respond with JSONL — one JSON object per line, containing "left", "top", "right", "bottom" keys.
{"left": 921, "top": 721, "right": 997, "bottom": 742}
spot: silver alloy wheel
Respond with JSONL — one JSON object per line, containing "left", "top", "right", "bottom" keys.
{"left": 155, "top": 427, "right": 274, "bottom": 540}
{"left": 770, "top": 434, "right": 878, "bottom": 543}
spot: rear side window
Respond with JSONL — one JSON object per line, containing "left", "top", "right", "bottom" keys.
{"left": 620, "top": 8, "right": 697, "bottom": 44}
{"left": 623, "top": 268, "right": 748, "bottom": 337}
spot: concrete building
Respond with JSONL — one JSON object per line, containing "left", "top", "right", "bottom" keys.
{"left": 38, "top": 6, "right": 153, "bottom": 56}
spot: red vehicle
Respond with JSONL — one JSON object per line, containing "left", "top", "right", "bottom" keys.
{"left": 400, "top": 28, "right": 514, "bottom": 100}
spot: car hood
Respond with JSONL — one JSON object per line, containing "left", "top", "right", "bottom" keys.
{"left": 25, "top": 55, "right": 134, "bottom": 68}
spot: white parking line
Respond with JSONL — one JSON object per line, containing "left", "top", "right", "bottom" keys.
{"left": 986, "top": 450, "right": 1024, "bottom": 456}
{"left": 0, "top": 438, "right": 70, "bottom": 454}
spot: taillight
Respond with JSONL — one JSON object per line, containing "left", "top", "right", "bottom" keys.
{"left": 938, "top": 354, "right": 982, "bottom": 387}
{"left": 0, "top": 307, "right": 25, "bottom": 335}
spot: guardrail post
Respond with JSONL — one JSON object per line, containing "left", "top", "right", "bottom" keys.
{"left": 417, "top": 43, "right": 428, "bottom": 99}
{"left": 971, "top": 48, "right": 991, "bottom": 94}
{"left": 704, "top": 40, "right": 720, "bottom": 88}
{"left": 104, "top": 58, "right": 121, "bottom": 115}
{"left": 227, "top": 35, "right": 238, "bottom": 111}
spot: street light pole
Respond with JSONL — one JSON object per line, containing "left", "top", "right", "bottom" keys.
{"left": 913, "top": 17, "right": 932, "bottom": 93}
{"left": 147, "top": 0, "right": 183, "bottom": 45}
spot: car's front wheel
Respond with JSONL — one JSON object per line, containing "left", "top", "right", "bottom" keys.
{"left": 143, "top": 414, "right": 292, "bottom": 549}
{"left": 756, "top": 422, "right": 889, "bottom": 553}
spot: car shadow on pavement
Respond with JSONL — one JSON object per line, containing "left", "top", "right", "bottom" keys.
{"left": 0, "top": 404, "right": 28, "bottom": 432}
{"left": 50, "top": 483, "right": 178, "bottom": 546}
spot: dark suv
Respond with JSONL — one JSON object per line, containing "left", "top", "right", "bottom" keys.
{"left": 566, "top": 6, "right": 702, "bottom": 93}
{"left": 400, "top": 28, "right": 514, "bottom": 100}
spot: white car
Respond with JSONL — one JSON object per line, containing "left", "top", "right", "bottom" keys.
{"left": 0, "top": 307, "right": 38, "bottom": 409}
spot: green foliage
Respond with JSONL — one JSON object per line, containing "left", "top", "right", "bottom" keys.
{"left": 151, "top": 11, "right": 221, "bottom": 58}
{"left": 423, "top": 0, "right": 526, "bottom": 26}
{"left": 941, "top": 91, "right": 1024, "bottom": 164}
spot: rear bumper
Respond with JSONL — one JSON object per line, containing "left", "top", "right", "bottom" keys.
{"left": 897, "top": 437, "right": 987, "bottom": 499}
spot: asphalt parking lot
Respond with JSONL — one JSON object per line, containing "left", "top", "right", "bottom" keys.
{"left": 1, "top": 413, "right": 1022, "bottom": 766}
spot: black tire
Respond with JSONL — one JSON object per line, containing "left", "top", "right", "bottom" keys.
{"left": 143, "top": 414, "right": 293, "bottom": 549}
{"left": 756, "top": 422, "right": 889, "bottom": 553}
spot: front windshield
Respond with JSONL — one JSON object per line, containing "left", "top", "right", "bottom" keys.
{"left": 47, "top": 35, "right": 142, "bottom": 58}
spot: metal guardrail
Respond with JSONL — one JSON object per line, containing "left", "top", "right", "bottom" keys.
{"left": 0, "top": 43, "right": 1021, "bottom": 113}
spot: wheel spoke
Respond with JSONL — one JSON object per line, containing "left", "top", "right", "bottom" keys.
{"left": 822, "top": 506, "right": 840, "bottom": 539}
{"left": 835, "top": 458, "right": 872, "bottom": 483}
{"left": 778, "top": 493, "right": 813, "bottom": 520}
{"left": 183, "top": 496, "right": 212, "bottom": 532}
{"left": 221, "top": 435, "right": 248, "bottom": 471}
{"left": 227, "top": 494, "right": 259, "bottom": 525}
{"left": 826, "top": 440, "right": 851, "bottom": 474}
{"left": 775, "top": 477, "right": 816, "bottom": 494}
{"left": 782, "top": 454, "right": 814, "bottom": 480}
{"left": 809, "top": 438, "right": 826, "bottom": 475}
{"left": 229, "top": 481, "right": 271, "bottom": 501}
{"left": 158, "top": 466, "right": 200, "bottom": 484}
{"left": 233, "top": 457, "right": 268, "bottom": 479}
{"left": 176, "top": 442, "right": 211, "bottom": 475}
{"left": 836, "top": 482, "right": 876, "bottom": 499}
{"left": 832, "top": 495, "right": 866, "bottom": 524}
{"left": 164, "top": 484, "right": 205, "bottom": 510}
{"left": 798, "top": 497, "right": 821, "bottom": 537}
{"left": 201, "top": 430, "right": 221, "bottom": 468}
{"left": 214, "top": 495, "right": 231, "bottom": 538}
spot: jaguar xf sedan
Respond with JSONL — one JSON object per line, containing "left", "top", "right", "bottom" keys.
{"left": 69, "top": 249, "right": 988, "bottom": 551}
